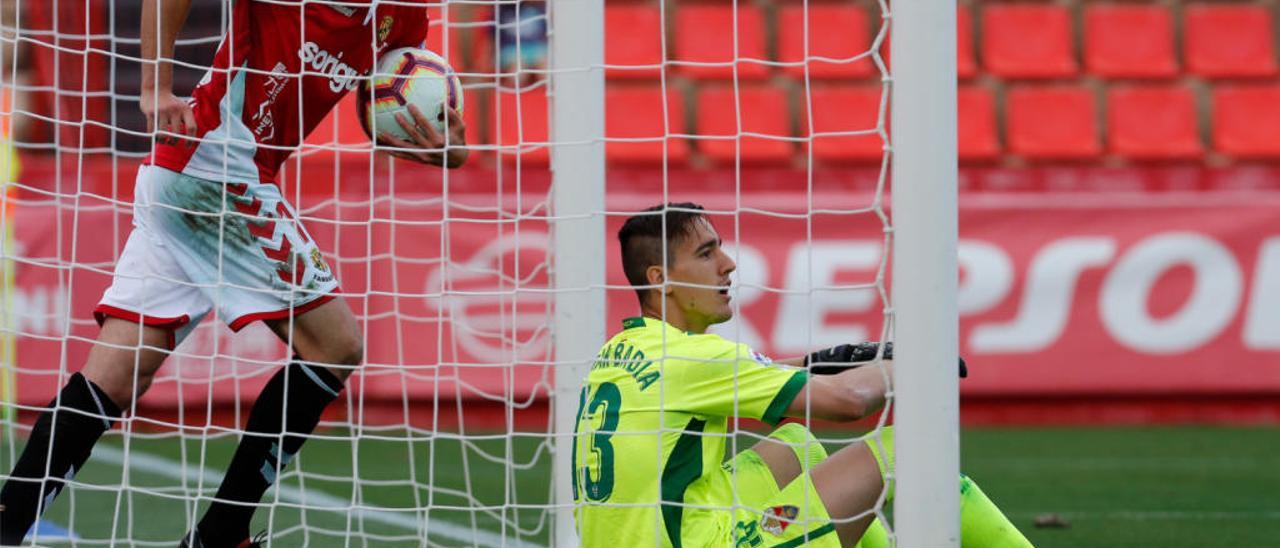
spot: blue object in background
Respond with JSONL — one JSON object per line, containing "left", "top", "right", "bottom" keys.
{"left": 497, "top": 2, "right": 548, "bottom": 73}
{"left": 28, "top": 519, "right": 77, "bottom": 542}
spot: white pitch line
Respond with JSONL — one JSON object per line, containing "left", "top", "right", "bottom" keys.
{"left": 1013, "top": 510, "right": 1280, "bottom": 520}
{"left": 94, "top": 445, "right": 544, "bottom": 547}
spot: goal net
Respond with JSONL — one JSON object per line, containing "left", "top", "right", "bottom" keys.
{"left": 0, "top": 0, "right": 956, "bottom": 545}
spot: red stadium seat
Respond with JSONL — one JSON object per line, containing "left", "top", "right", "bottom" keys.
{"left": 957, "top": 5, "right": 977, "bottom": 79}
{"left": 695, "top": 85, "right": 793, "bottom": 163}
{"left": 493, "top": 87, "right": 549, "bottom": 165}
{"left": 606, "top": 84, "right": 689, "bottom": 165}
{"left": 1006, "top": 85, "right": 1100, "bottom": 159}
{"left": 606, "top": 4, "right": 664, "bottom": 79}
{"left": 799, "top": 85, "right": 885, "bottom": 163}
{"left": 777, "top": 4, "right": 874, "bottom": 79}
{"left": 673, "top": 5, "right": 769, "bottom": 80}
{"left": 1107, "top": 85, "right": 1202, "bottom": 159}
{"left": 982, "top": 4, "right": 1077, "bottom": 78}
{"left": 1084, "top": 5, "right": 1177, "bottom": 78}
{"left": 1185, "top": 4, "right": 1278, "bottom": 78}
{"left": 1212, "top": 84, "right": 1280, "bottom": 157}
{"left": 958, "top": 85, "right": 999, "bottom": 161}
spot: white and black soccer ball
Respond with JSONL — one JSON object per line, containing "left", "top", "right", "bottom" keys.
{"left": 357, "top": 47, "right": 464, "bottom": 142}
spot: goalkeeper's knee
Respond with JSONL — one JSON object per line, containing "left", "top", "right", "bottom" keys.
{"left": 769, "top": 422, "right": 828, "bottom": 470}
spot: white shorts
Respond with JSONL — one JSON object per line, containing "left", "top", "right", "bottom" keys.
{"left": 95, "top": 165, "right": 339, "bottom": 346}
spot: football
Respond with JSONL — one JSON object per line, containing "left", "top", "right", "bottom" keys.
{"left": 357, "top": 47, "right": 464, "bottom": 142}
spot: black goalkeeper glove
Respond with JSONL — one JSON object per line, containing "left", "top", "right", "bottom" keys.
{"left": 805, "top": 341, "right": 889, "bottom": 375}
{"left": 804, "top": 341, "right": 968, "bottom": 378}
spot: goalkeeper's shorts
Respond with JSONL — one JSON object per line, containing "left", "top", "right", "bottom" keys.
{"left": 95, "top": 165, "right": 339, "bottom": 346}
{"left": 718, "top": 423, "right": 843, "bottom": 547}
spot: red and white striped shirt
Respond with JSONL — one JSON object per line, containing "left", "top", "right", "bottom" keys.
{"left": 150, "top": 0, "right": 428, "bottom": 184}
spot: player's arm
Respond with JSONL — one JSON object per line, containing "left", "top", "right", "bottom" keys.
{"left": 775, "top": 342, "right": 886, "bottom": 369}
{"left": 785, "top": 342, "right": 968, "bottom": 377}
{"left": 379, "top": 106, "right": 470, "bottom": 168}
{"left": 785, "top": 361, "right": 892, "bottom": 423}
{"left": 140, "top": 0, "right": 196, "bottom": 141}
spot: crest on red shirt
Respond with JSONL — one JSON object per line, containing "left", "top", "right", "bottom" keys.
{"left": 760, "top": 505, "right": 800, "bottom": 536}
{"left": 378, "top": 15, "right": 394, "bottom": 44}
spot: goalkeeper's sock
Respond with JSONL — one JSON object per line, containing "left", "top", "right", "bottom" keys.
{"left": 195, "top": 360, "right": 344, "bottom": 546}
{"left": 0, "top": 373, "right": 121, "bottom": 545}
{"left": 852, "top": 476, "right": 1031, "bottom": 548}
{"left": 959, "top": 474, "right": 1033, "bottom": 548}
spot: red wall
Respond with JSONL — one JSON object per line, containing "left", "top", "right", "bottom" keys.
{"left": 7, "top": 160, "right": 1280, "bottom": 426}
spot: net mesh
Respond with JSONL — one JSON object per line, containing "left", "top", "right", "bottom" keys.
{"left": 0, "top": 0, "right": 893, "bottom": 545}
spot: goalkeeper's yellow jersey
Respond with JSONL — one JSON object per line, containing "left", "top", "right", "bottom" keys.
{"left": 572, "top": 316, "right": 808, "bottom": 547}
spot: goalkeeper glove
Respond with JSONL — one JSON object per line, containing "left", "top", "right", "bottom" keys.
{"left": 804, "top": 342, "right": 968, "bottom": 378}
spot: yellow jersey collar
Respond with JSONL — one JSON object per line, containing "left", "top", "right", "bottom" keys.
{"left": 621, "top": 316, "right": 697, "bottom": 335}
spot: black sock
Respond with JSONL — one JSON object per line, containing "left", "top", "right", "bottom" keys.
{"left": 0, "top": 373, "right": 121, "bottom": 545}
{"left": 196, "top": 360, "right": 344, "bottom": 545}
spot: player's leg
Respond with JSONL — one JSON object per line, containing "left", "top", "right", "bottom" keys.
{"left": 958, "top": 474, "right": 1033, "bottom": 547}
{"left": 862, "top": 427, "right": 1031, "bottom": 547}
{"left": 725, "top": 434, "right": 875, "bottom": 547}
{"left": 0, "top": 320, "right": 171, "bottom": 544}
{"left": 264, "top": 296, "right": 363, "bottom": 381}
{"left": 0, "top": 167, "right": 208, "bottom": 544}
{"left": 179, "top": 177, "right": 356, "bottom": 545}
{"left": 844, "top": 476, "right": 1031, "bottom": 548}
{"left": 742, "top": 422, "right": 825, "bottom": 490}
{"left": 739, "top": 424, "right": 902, "bottom": 548}
{"left": 854, "top": 519, "right": 891, "bottom": 548}
{"left": 809, "top": 441, "right": 885, "bottom": 546}
{"left": 80, "top": 319, "right": 176, "bottom": 407}
{"left": 192, "top": 300, "right": 360, "bottom": 545}
{"left": 723, "top": 424, "right": 844, "bottom": 546}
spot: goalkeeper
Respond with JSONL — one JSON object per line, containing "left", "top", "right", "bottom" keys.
{"left": 572, "top": 203, "right": 1030, "bottom": 546}
{"left": 0, "top": 1, "right": 465, "bottom": 546}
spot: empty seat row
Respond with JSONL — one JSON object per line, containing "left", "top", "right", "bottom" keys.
{"left": 607, "top": 3, "right": 933, "bottom": 79}
{"left": 448, "top": 3, "right": 1279, "bottom": 81}
{"left": 1003, "top": 84, "right": 1280, "bottom": 160}
{"left": 993, "top": 3, "right": 1277, "bottom": 79}
{"left": 463, "top": 83, "right": 1280, "bottom": 164}
{"left": 303, "top": 80, "right": 1280, "bottom": 164}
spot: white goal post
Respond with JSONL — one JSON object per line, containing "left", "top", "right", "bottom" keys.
{"left": 891, "top": 1, "right": 962, "bottom": 545}
{"left": 547, "top": 0, "right": 606, "bottom": 546}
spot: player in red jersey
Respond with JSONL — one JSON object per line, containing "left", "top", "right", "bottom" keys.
{"left": 0, "top": 1, "right": 465, "bottom": 546}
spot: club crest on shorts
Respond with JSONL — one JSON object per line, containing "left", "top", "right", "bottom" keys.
{"left": 310, "top": 248, "right": 334, "bottom": 284}
{"left": 760, "top": 505, "right": 799, "bottom": 536}
{"left": 310, "top": 248, "right": 328, "bottom": 272}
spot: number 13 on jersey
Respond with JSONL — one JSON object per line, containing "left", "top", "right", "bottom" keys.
{"left": 572, "top": 382, "right": 621, "bottom": 502}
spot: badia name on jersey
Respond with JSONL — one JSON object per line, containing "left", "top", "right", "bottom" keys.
{"left": 592, "top": 342, "right": 660, "bottom": 391}
{"left": 297, "top": 42, "right": 362, "bottom": 93}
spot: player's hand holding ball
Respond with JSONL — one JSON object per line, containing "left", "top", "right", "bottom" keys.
{"left": 806, "top": 341, "right": 969, "bottom": 378}
{"left": 359, "top": 47, "right": 469, "bottom": 168}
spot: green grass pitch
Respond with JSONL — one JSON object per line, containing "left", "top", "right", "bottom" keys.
{"left": 5, "top": 425, "right": 1277, "bottom": 546}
